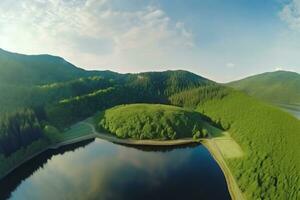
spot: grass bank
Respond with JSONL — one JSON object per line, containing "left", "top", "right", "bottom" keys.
{"left": 202, "top": 138, "right": 245, "bottom": 200}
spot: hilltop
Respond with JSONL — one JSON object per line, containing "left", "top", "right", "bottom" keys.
{"left": 96, "top": 104, "right": 209, "bottom": 140}
{"left": 228, "top": 70, "right": 300, "bottom": 105}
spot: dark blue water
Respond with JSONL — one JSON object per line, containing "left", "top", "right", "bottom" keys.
{"left": 0, "top": 139, "right": 231, "bottom": 200}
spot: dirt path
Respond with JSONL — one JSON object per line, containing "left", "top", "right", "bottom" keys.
{"left": 202, "top": 134, "right": 245, "bottom": 200}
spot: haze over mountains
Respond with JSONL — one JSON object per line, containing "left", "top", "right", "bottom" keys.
{"left": 228, "top": 70, "right": 300, "bottom": 105}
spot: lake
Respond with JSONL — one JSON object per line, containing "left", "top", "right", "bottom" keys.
{"left": 278, "top": 104, "right": 300, "bottom": 119}
{"left": 0, "top": 138, "right": 231, "bottom": 200}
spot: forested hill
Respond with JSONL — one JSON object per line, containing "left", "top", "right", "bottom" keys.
{"left": 170, "top": 86, "right": 300, "bottom": 199}
{"left": 228, "top": 70, "right": 300, "bottom": 105}
{"left": 0, "top": 49, "right": 212, "bottom": 123}
{"left": 0, "top": 48, "right": 89, "bottom": 85}
{"left": 0, "top": 49, "right": 214, "bottom": 165}
{"left": 0, "top": 49, "right": 211, "bottom": 89}
{"left": 1, "top": 48, "right": 300, "bottom": 199}
{"left": 125, "top": 70, "right": 214, "bottom": 96}
{"left": 45, "top": 70, "right": 214, "bottom": 129}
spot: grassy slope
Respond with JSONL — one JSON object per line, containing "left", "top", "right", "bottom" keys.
{"left": 228, "top": 71, "right": 300, "bottom": 105}
{"left": 197, "top": 91, "right": 300, "bottom": 199}
{"left": 96, "top": 104, "right": 209, "bottom": 140}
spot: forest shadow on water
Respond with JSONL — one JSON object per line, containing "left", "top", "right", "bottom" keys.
{"left": 0, "top": 139, "right": 230, "bottom": 200}
{"left": 0, "top": 139, "right": 95, "bottom": 200}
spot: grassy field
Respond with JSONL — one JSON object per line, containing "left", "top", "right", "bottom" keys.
{"left": 60, "top": 119, "right": 95, "bottom": 141}
{"left": 202, "top": 122, "right": 244, "bottom": 159}
{"left": 212, "top": 132, "right": 244, "bottom": 159}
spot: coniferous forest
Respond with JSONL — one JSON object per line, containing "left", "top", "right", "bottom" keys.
{"left": 0, "top": 48, "right": 299, "bottom": 199}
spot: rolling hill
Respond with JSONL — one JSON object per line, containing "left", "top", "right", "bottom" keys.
{"left": 0, "top": 48, "right": 89, "bottom": 85}
{"left": 228, "top": 70, "right": 300, "bottom": 105}
{"left": 1, "top": 48, "right": 300, "bottom": 199}
{"left": 0, "top": 49, "right": 212, "bottom": 115}
{"left": 170, "top": 86, "right": 300, "bottom": 199}
{"left": 96, "top": 104, "right": 209, "bottom": 140}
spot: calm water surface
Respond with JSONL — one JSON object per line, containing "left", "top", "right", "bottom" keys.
{"left": 0, "top": 139, "right": 230, "bottom": 200}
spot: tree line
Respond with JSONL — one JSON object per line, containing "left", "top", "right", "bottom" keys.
{"left": 0, "top": 109, "right": 43, "bottom": 156}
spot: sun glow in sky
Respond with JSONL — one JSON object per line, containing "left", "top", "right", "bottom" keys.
{"left": 0, "top": 0, "right": 300, "bottom": 82}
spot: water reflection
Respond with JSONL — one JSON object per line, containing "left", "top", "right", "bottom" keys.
{"left": 0, "top": 139, "right": 94, "bottom": 200}
{"left": 2, "top": 139, "right": 230, "bottom": 200}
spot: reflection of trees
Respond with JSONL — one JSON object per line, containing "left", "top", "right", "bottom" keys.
{"left": 114, "top": 142, "right": 200, "bottom": 152}
{"left": 0, "top": 139, "right": 95, "bottom": 200}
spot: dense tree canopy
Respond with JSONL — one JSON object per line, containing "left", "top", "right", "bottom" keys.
{"left": 96, "top": 104, "right": 209, "bottom": 140}
{"left": 171, "top": 88, "right": 300, "bottom": 199}
{"left": 0, "top": 109, "right": 43, "bottom": 156}
{"left": 1, "top": 48, "right": 299, "bottom": 199}
{"left": 169, "top": 85, "right": 230, "bottom": 109}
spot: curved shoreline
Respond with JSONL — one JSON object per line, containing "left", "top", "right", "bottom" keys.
{"left": 0, "top": 129, "right": 244, "bottom": 200}
{"left": 0, "top": 133, "right": 196, "bottom": 181}
{"left": 96, "top": 132, "right": 199, "bottom": 146}
{"left": 202, "top": 139, "right": 245, "bottom": 200}
{"left": 0, "top": 134, "right": 97, "bottom": 181}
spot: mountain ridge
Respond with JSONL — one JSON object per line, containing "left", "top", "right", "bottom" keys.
{"left": 228, "top": 70, "right": 300, "bottom": 105}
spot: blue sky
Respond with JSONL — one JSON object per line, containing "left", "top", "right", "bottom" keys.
{"left": 0, "top": 0, "right": 299, "bottom": 82}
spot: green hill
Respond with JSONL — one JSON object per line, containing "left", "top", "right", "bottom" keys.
{"left": 228, "top": 70, "right": 300, "bottom": 105}
{"left": 0, "top": 48, "right": 89, "bottom": 85}
{"left": 125, "top": 70, "right": 214, "bottom": 96}
{"left": 96, "top": 104, "right": 209, "bottom": 140}
{"left": 170, "top": 87, "right": 300, "bottom": 199}
{"left": 1, "top": 48, "right": 300, "bottom": 199}
{"left": 198, "top": 92, "right": 300, "bottom": 200}
{"left": 45, "top": 70, "right": 213, "bottom": 129}
{"left": 0, "top": 49, "right": 212, "bottom": 115}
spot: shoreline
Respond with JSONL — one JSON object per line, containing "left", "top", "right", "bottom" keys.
{"left": 0, "top": 133, "right": 197, "bottom": 181}
{"left": 202, "top": 139, "right": 245, "bottom": 200}
{"left": 0, "top": 134, "right": 97, "bottom": 181}
{"left": 96, "top": 132, "right": 199, "bottom": 146}
{"left": 0, "top": 130, "right": 243, "bottom": 200}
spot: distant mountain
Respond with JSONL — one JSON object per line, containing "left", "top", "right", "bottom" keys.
{"left": 0, "top": 49, "right": 211, "bottom": 91}
{"left": 228, "top": 70, "right": 300, "bottom": 105}
{"left": 0, "top": 48, "right": 89, "bottom": 85}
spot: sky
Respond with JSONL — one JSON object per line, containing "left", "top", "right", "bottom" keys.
{"left": 0, "top": 0, "right": 300, "bottom": 82}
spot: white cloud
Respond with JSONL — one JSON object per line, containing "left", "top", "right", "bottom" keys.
{"left": 0, "top": 0, "right": 194, "bottom": 71}
{"left": 279, "top": 0, "right": 300, "bottom": 31}
{"left": 226, "top": 62, "right": 235, "bottom": 68}
{"left": 274, "top": 66, "right": 298, "bottom": 72}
